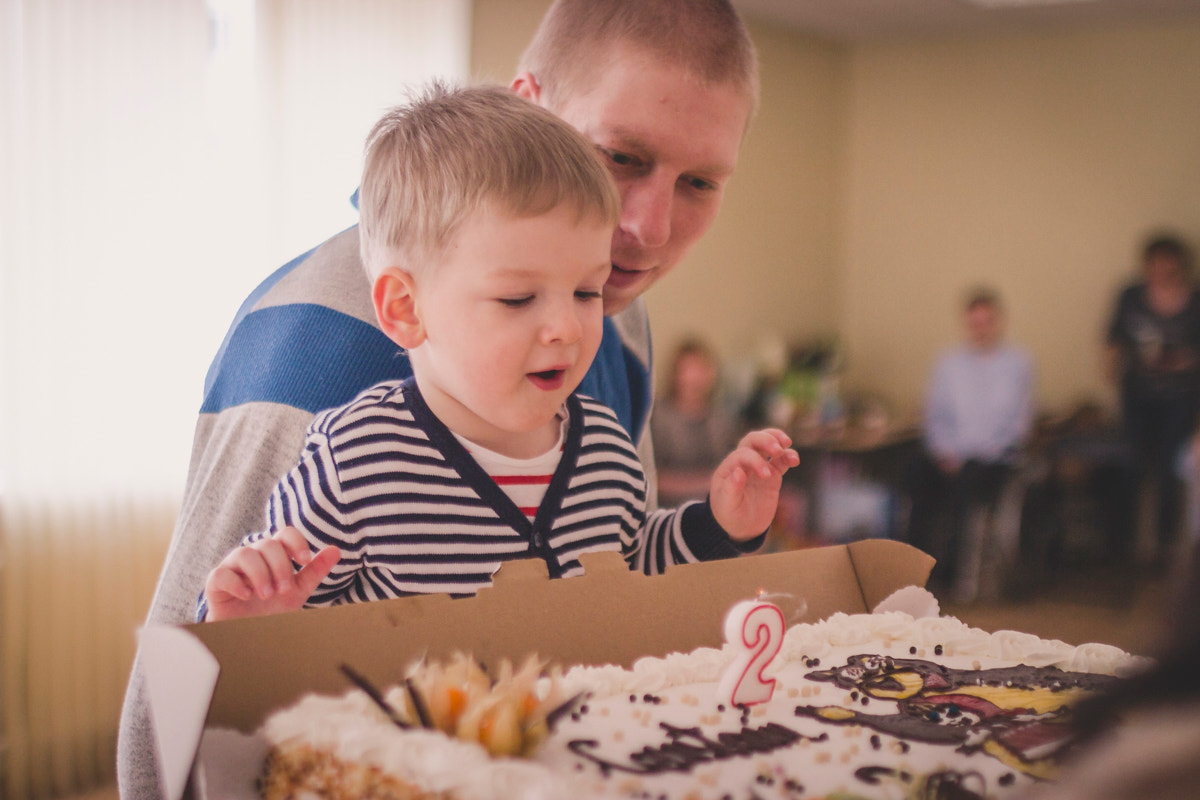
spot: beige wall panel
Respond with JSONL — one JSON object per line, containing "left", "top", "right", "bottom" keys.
{"left": 644, "top": 23, "right": 846, "bottom": 391}
{"left": 470, "top": 0, "right": 550, "bottom": 83}
{"left": 841, "top": 23, "right": 1200, "bottom": 415}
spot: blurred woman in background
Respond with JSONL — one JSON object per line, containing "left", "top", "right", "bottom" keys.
{"left": 652, "top": 338, "right": 740, "bottom": 508}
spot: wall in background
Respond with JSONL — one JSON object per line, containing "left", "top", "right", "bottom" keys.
{"left": 644, "top": 22, "right": 846, "bottom": 400}
{"left": 841, "top": 23, "right": 1200, "bottom": 414}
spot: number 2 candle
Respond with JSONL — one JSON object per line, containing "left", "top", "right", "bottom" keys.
{"left": 716, "top": 598, "right": 784, "bottom": 707}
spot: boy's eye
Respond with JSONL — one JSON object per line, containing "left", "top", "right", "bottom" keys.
{"left": 498, "top": 296, "right": 534, "bottom": 308}
{"left": 575, "top": 290, "right": 603, "bottom": 302}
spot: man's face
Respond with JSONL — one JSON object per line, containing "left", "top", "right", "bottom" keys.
{"left": 537, "top": 47, "right": 752, "bottom": 315}
{"left": 965, "top": 303, "right": 1002, "bottom": 351}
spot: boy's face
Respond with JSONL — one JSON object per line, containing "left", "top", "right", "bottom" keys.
{"left": 532, "top": 46, "right": 752, "bottom": 315}
{"left": 411, "top": 205, "right": 612, "bottom": 458}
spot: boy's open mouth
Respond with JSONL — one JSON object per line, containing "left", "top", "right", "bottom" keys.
{"left": 528, "top": 369, "right": 566, "bottom": 391}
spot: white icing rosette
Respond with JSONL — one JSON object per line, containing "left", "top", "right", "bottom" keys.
{"left": 872, "top": 585, "right": 941, "bottom": 618}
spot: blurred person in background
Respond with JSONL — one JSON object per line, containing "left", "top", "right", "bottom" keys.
{"left": 1105, "top": 233, "right": 1200, "bottom": 572}
{"left": 652, "top": 337, "right": 740, "bottom": 508}
{"left": 905, "top": 287, "right": 1035, "bottom": 598}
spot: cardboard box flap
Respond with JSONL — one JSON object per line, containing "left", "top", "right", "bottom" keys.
{"left": 848, "top": 538, "right": 936, "bottom": 611}
{"left": 179, "top": 541, "right": 931, "bottom": 736}
{"left": 139, "top": 625, "right": 221, "bottom": 800}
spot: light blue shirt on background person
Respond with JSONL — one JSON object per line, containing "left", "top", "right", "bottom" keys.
{"left": 924, "top": 343, "right": 1035, "bottom": 465}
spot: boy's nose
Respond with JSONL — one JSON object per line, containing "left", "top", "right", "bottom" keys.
{"left": 542, "top": 303, "right": 584, "bottom": 344}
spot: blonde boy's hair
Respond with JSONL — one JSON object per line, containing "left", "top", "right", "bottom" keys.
{"left": 518, "top": 0, "right": 759, "bottom": 117}
{"left": 359, "top": 82, "right": 621, "bottom": 277}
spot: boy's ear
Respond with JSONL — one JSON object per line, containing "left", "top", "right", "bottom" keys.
{"left": 510, "top": 72, "right": 542, "bottom": 105}
{"left": 373, "top": 267, "right": 425, "bottom": 349}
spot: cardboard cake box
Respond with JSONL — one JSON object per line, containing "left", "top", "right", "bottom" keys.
{"left": 139, "top": 539, "right": 934, "bottom": 800}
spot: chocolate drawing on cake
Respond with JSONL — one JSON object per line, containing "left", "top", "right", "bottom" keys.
{"left": 795, "top": 654, "right": 1121, "bottom": 779}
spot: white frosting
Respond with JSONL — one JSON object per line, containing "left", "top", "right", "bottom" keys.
{"left": 262, "top": 691, "right": 582, "bottom": 799}
{"left": 872, "top": 585, "right": 941, "bottom": 618}
{"left": 261, "top": 612, "right": 1151, "bottom": 800}
{"left": 558, "top": 612, "right": 1147, "bottom": 702}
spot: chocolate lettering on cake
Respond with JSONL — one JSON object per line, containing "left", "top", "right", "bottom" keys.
{"left": 568, "top": 721, "right": 826, "bottom": 776}
{"left": 855, "top": 765, "right": 913, "bottom": 785}
{"left": 796, "top": 654, "right": 1120, "bottom": 780}
{"left": 855, "top": 766, "right": 988, "bottom": 800}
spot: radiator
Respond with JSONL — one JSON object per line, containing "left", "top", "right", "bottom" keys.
{"left": 1, "top": 495, "right": 176, "bottom": 800}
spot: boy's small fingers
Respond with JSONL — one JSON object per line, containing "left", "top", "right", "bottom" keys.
{"left": 296, "top": 546, "right": 341, "bottom": 597}
{"left": 772, "top": 448, "right": 800, "bottom": 472}
{"left": 258, "top": 540, "right": 303, "bottom": 593}
{"left": 746, "top": 445, "right": 783, "bottom": 477}
{"left": 209, "top": 568, "right": 253, "bottom": 602}
{"left": 758, "top": 439, "right": 788, "bottom": 463}
{"left": 276, "top": 527, "right": 314, "bottom": 565}
{"left": 232, "top": 549, "right": 275, "bottom": 598}
{"left": 740, "top": 427, "right": 792, "bottom": 451}
{"left": 758, "top": 427, "right": 788, "bottom": 446}
{"left": 738, "top": 430, "right": 767, "bottom": 449}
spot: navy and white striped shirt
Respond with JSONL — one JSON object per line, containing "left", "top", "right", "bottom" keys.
{"left": 240, "top": 378, "right": 733, "bottom": 607}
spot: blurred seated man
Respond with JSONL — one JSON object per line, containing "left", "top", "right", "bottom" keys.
{"left": 906, "top": 287, "right": 1035, "bottom": 598}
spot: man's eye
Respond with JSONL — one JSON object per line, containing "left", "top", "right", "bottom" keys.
{"left": 682, "top": 175, "right": 717, "bottom": 193}
{"left": 601, "top": 147, "right": 641, "bottom": 170}
{"left": 498, "top": 296, "right": 534, "bottom": 308}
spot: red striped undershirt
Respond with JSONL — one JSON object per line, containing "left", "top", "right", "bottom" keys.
{"left": 452, "top": 412, "right": 567, "bottom": 520}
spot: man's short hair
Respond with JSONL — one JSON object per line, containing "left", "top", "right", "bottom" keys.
{"left": 518, "top": 0, "right": 759, "bottom": 116}
{"left": 359, "top": 81, "right": 621, "bottom": 277}
{"left": 964, "top": 286, "right": 1002, "bottom": 313}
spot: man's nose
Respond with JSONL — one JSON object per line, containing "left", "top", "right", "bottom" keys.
{"left": 620, "top": 176, "right": 673, "bottom": 249}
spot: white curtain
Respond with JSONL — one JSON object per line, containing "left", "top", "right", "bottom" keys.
{"left": 0, "top": 1, "right": 469, "bottom": 796}
{"left": 0, "top": 0, "right": 470, "bottom": 498}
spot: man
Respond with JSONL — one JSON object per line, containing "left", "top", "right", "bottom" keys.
{"left": 906, "top": 288, "right": 1035, "bottom": 598}
{"left": 118, "top": 2, "right": 766, "bottom": 797}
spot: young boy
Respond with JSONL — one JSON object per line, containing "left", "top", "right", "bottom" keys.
{"left": 201, "top": 83, "right": 797, "bottom": 621}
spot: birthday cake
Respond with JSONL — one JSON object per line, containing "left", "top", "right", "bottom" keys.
{"left": 256, "top": 611, "right": 1147, "bottom": 800}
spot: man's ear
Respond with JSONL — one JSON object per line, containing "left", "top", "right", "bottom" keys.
{"left": 373, "top": 267, "right": 425, "bottom": 349}
{"left": 510, "top": 72, "right": 542, "bottom": 104}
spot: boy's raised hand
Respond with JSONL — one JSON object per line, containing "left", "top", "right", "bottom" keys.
{"left": 709, "top": 428, "right": 800, "bottom": 541}
{"left": 203, "top": 527, "right": 340, "bottom": 622}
